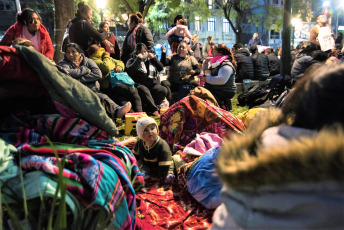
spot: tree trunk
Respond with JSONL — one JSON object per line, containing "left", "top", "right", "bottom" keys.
{"left": 235, "top": 13, "right": 242, "bottom": 44}
{"left": 53, "top": 0, "right": 74, "bottom": 63}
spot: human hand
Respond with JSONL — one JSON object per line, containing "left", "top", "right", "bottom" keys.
{"left": 186, "top": 67, "right": 195, "bottom": 75}
{"left": 115, "top": 66, "right": 122, "bottom": 73}
{"left": 161, "top": 46, "right": 166, "bottom": 53}
{"left": 103, "top": 51, "right": 110, "bottom": 57}
{"left": 204, "top": 57, "right": 211, "bottom": 64}
{"left": 148, "top": 52, "right": 155, "bottom": 59}
{"left": 137, "top": 53, "right": 143, "bottom": 59}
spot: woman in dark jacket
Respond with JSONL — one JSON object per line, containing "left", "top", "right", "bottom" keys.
{"left": 126, "top": 43, "right": 166, "bottom": 116}
{"left": 200, "top": 44, "right": 237, "bottom": 110}
{"left": 121, "top": 12, "right": 154, "bottom": 65}
{"left": 58, "top": 43, "right": 131, "bottom": 119}
{"left": 64, "top": 2, "right": 107, "bottom": 54}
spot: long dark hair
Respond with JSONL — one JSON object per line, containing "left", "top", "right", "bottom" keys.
{"left": 214, "top": 44, "right": 237, "bottom": 69}
{"left": 17, "top": 8, "right": 41, "bottom": 25}
{"left": 282, "top": 63, "right": 344, "bottom": 130}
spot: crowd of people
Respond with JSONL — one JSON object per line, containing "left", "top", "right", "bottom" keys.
{"left": 1, "top": 2, "right": 344, "bottom": 229}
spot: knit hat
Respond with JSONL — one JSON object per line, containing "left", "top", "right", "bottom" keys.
{"left": 136, "top": 117, "right": 158, "bottom": 139}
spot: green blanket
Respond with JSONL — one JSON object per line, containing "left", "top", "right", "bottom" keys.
{"left": 17, "top": 46, "right": 118, "bottom": 136}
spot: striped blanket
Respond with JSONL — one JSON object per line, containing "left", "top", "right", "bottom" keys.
{"left": 19, "top": 142, "right": 143, "bottom": 230}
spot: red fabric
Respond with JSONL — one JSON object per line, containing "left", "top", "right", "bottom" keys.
{"left": 0, "top": 22, "right": 54, "bottom": 59}
{"left": 135, "top": 180, "right": 213, "bottom": 230}
{"left": 0, "top": 46, "right": 47, "bottom": 98}
{"left": 171, "top": 42, "right": 179, "bottom": 54}
{"left": 101, "top": 34, "right": 121, "bottom": 60}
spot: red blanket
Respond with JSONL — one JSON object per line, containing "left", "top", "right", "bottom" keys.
{"left": 135, "top": 181, "right": 213, "bottom": 229}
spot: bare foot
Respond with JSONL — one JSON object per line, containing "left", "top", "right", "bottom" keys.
{"left": 117, "top": 102, "right": 132, "bottom": 118}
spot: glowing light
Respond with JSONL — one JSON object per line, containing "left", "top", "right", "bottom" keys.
{"left": 97, "top": 0, "right": 106, "bottom": 9}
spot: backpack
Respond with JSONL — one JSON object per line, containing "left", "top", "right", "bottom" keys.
{"left": 237, "top": 85, "right": 269, "bottom": 108}
{"left": 109, "top": 71, "right": 135, "bottom": 88}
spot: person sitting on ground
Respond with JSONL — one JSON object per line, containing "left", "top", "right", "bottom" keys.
{"left": 160, "top": 42, "right": 200, "bottom": 102}
{"left": 165, "top": 17, "right": 192, "bottom": 54}
{"left": 126, "top": 43, "right": 167, "bottom": 116}
{"left": 87, "top": 44, "right": 142, "bottom": 112}
{"left": 98, "top": 21, "right": 121, "bottom": 60}
{"left": 200, "top": 44, "right": 237, "bottom": 110}
{"left": 264, "top": 48, "right": 281, "bottom": 77}
{"left": 0, "top": 8, "right": 54, "bottom": 59}
{"left": 212, "top": 63, "right": 344, "bottom": 230}
{"left": 57, "top": 43, "right": 131, "bottom": 119}
{"left": 133, "top": 117, "right": 174, "bottom": 183}
{"left": 64, "top": 2, "right": 107, "bottom": 54}
{"left": 291, "top": 43, "right": 318, "bottom": 82}
{"left": 249, "top": 45, "right": 270, "bottom": 81}
{"left": 232, "top": 43, "right": 254, "bottom": 83}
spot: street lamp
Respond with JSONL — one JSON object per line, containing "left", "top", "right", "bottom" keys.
{"left": 97, "top": 0, "right": 106, "bottom": 22}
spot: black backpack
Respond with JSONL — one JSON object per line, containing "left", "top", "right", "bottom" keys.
{"left": 237, "top": 85, "right": 269, "bottom": 108}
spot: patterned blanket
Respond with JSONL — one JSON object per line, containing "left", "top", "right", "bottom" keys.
{"left": 19, "top": 142, "right": 143, "bottom": 230}
{"left": 160, "top": 95, "right": 246, "bottom": 150}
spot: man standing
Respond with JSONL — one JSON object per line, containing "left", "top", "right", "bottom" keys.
{"left": 310, "top": 10, "right": 335, "bottom": 52}
{"left": 248, "top": 32, "right": 262, "bottom": 49}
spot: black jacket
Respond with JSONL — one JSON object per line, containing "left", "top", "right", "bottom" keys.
{"left": 121, "top": 24, "right": 154, "bottom": 65}
{"left": 126, "top": 56, "right": 163, "bottom": 86}
{"left": 267, "top": 53, "right": 281, "bottom": 76}
{"left": 234, "top": 48, "right": 254, "bottom": 82}
{"left": 68, "top": 18, "right": 107, "bottom": 54}
{"left": 251, "top": 52, "right": 270, "bottom": 81}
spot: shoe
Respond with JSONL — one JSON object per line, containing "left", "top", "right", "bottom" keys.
{"left": 117, "top": 102, "right": 132, "bottom": 118}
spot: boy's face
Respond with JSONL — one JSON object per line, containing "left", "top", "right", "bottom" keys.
{"left": 142, "top": 124, "right": 158, "bottom": 143}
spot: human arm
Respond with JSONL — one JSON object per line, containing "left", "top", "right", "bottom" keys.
{"left": 0, "top": 24, "right": 17, "bottom": 46}
{"left": 141, "top": 26, "right": 154, "bottom": 52}
{"left": 157, "top": 140, "right": 173, "bottom": 178}
{"left": 83, "top": 20, "right": 107, "bottom": 42}
{"left": 149, "top": 53, "right": 164, "bottom": 72}
{"left": 309, "top": 26, "right": 320, "bottom": 46}
{"left": 160, "top": 46, "right": 172, "bottom": 66}
{"left": 203, "top": 65, "right": 234, "bottom": 85}
{"left": 165, "top": 26, "right": 177, "bottom": 39}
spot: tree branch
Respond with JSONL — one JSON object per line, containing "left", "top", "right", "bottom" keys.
{"left": 120, "top": 0, "right": 134, "bottom": 14}
{"left": 142, "top": 0, "right": 154, "bottom": 18}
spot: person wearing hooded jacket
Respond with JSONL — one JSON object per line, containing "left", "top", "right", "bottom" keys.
{"left": 88, "top": 44, "right": 143, "bottom": 112}
{"left": 126, "top": 43, "right": 166, "bottom": 116}
{"left": 58, "top": 43, "right": 131, "bottom": 119}
{"left": 212, "top": 63, "right": 344, "bottom": 230}
{"left": 232, "top": 43, "right": 254, "bottom": 83}
{"left": 0, "top": 8, "right": 54, "bottom": 59}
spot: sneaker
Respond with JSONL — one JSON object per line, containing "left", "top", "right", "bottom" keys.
{"left": 117, "top": 102, "right": 132, "bottom": 118}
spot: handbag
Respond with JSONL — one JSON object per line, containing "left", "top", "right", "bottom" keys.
{"left": 109, "top": 71, "right": 135, "bottom": 88}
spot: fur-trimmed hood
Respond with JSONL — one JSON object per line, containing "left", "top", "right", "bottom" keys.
{"left": 212, "top": 108, "right": 344, "bottom": 230}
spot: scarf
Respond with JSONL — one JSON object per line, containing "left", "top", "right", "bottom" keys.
{"left": 209, "top": 55, "right": 229, "bottom": 68}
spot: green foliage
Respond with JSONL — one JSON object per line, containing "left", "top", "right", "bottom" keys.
{"left": 146, "top": 0, "right": 211, "bottom": 35}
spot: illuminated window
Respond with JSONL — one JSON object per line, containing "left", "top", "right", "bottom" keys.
{"left": 208, "top": 17, "right": 215, "bottom": 31}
